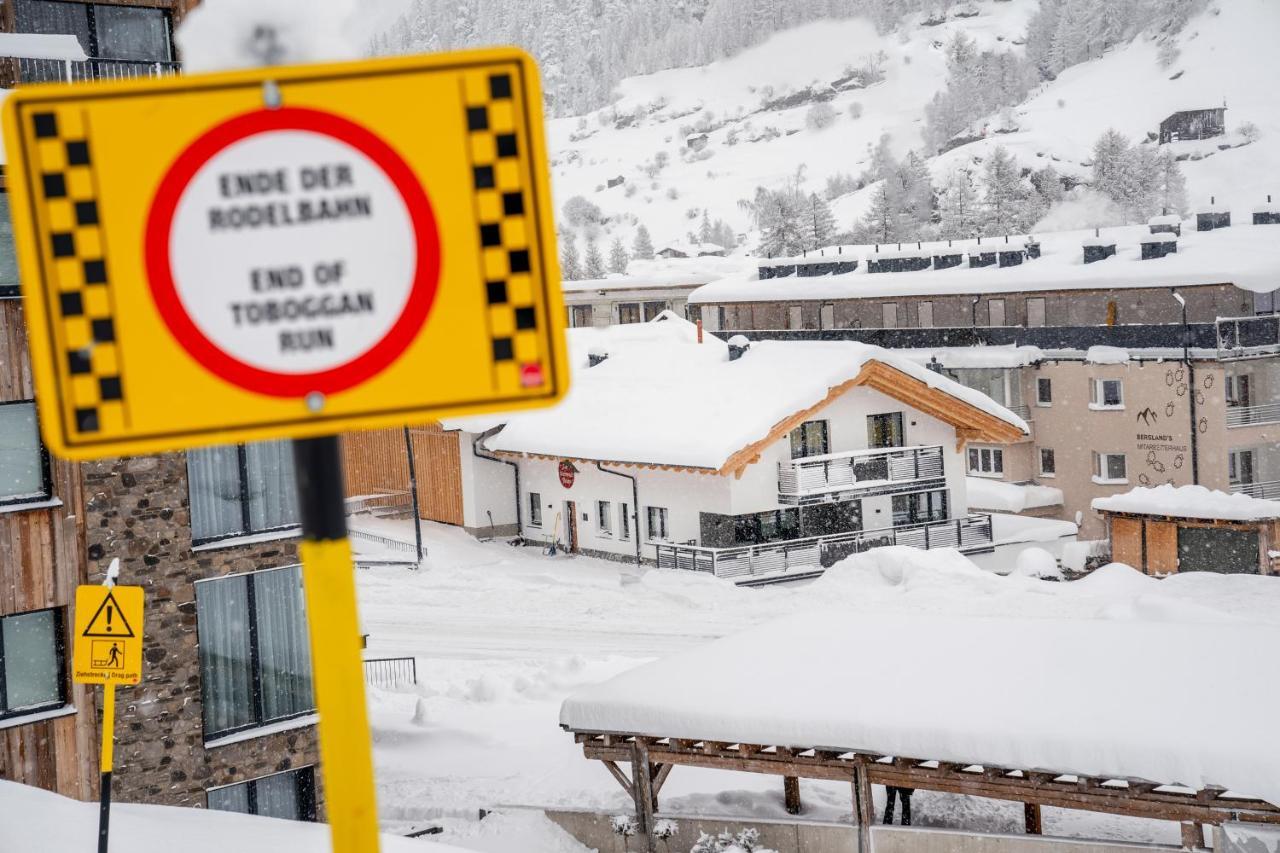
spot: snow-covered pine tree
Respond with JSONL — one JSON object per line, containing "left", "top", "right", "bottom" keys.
{"left": 608, "top": 237, "right": 629, "bottom": 274}
{"left": 560, "top": 233, "right": 582, "bottom": 280}
{"left": 711, "top": 220, "right": 737, "bottom": 249}
{"left": 1030, "top": 165, "right": 1065, "bottom": 206}
{"left": 896, "top": 150, "right": 936, "bottom": 232}
{"left": 938, "top": 168, "right": 979, "bottom": 239}
{"left": 453, "top": 0, "right": 478, "bottom": 47}
{"left": 632, "top": 224, "right": 655, "bottom": 260}
{"left": 583, "top": 239, "right": 607, "bottom": 279}
{"left": 855, "top": 181, "right": 901, "bottom": 245}
{"left": 698, "top": 210, "right": 714, "bottom": 244}
{"left": 1090, "top": 129, "right": 1132, "bottom": 202}
{"left": 805, "top": 193, "right": 836, "bottom": 250}
{"left": 1151, "top": 148, "right": 1187, "bottom": 216}
{"left": 756, "top": 189, "right": 806, "bottom": 257}
{"left": 981, "top": 146, "right": 1036, "bottom": 235}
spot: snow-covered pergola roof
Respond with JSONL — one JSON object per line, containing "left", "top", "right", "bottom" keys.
{"left": 479, "top": 316, "right": 1027, "bottom": 471}
{"left": 689, "top": 222, "right": 1280, "bottom": 303}
{"left": 561, "top": 606, "right": 1280, "bottom": 830}
{"left": 0, "top": 33, "right": 88, "bottom": 62}
{"left": 1093, "top": 484, "right": 1280, "bottom": 522}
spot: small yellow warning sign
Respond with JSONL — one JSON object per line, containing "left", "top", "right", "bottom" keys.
{"left": 73, "top": 585, "right": 143, "bottom": 685}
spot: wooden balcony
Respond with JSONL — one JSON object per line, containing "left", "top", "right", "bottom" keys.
{"left": 654, "top": 513, "right": 994, "bottom": 585}
{"left": 777, "top": 444, "right": 944, "bottom": 505}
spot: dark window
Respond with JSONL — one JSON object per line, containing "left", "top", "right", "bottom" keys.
{"left": 195, "top": 566, "right": 314, "bottom": 740}
{"left": 968, "top": 447, "right": 1003, "bottom": 476}
{"left": 892, "top": 489, "right": 949, "bottom": 526}
{"left": 619, "top": 502, "right": 630, "bottom": 540}
{"left": 13, "top": 1, "right": 174, "bottom": 81}
{"left": 597, "top": 500, "right": 612, "bottom": 535}
{"left": 646, "top": 506, "right": 669, "bottom": 540}
{"left": 618, "top": 303, "right": 641, "bottom": 324}
{"left": 187, "top": 441, "right": 298, "bottom": 544}
{"left": 789, "top": 420, "right": 829, "bottom": 459}
{"left": 0, "top": 189, "right": 20, "bottom": 298}
{"left": 799, "top": 501, "right": 861, "bottom": 538}
{"left": 1176, "top": 528, "right": 1259, "bottom": 574}
{"left": 1036, "top": 377, "right": 1052, "bottom": 405}
{"left": 207, "top": 766, "right": 317, "bottom": 822}
{"left": 866, "top": 412, "right": 904, "bottom": 449}
{"left": 569, "top": 305, "right": 593, "bottom": 327}
{"left": 528, "top": 492, "right": 542, "bottom": 526}
{"left": 0, "top": 401, "right": 53, "bottom": 506}
{"left": 0, "top": 607, "right": 65, "bottom": 721}
{"left": 1040, "top": 448, "right": 1056, "bottom": 476}
{"left": 642, "top": 301, "right": 666, "bottom": 321}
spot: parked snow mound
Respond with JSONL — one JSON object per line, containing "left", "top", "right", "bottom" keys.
{"left": 814, "top": 545, "right": 991, "bottom": 591}
{"left": 0, "top": 779, "right": 471, "bottom": 853}
{"left": 1067, "top": 562, "right": 1159, "bottom": 596}
{"left": 1012, "top": 547, "right": 1062, "bottom": 580}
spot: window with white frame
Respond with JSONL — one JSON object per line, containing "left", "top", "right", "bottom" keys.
{"left": 1092, "top": 452, "right": 1128, "bottom": 484}
{"left": 0, "top": 607, "right": 65, "bottom": 721}
{"left": 187, "top": 441, "right": 299, "bottom": 544}
{"left": 967, "top": 446, "right": 1004, "bottom": 477}
{"left": 646, "top": 506, "right": 669, "bottom": 541}
{"left": 0, "top": 400, "right": 52, "bottom": 506}
{"left": 597, "top": 500, "right": 612, "bottom": 535}
{"left": 1039, "top": 448, "right": 1056, "bottom": 477}
{"left": 619, "top": 502, "right": 631, "bottom": 540}
{"left": 528, "top": 492, "right": 542, "bottom": 526}
{"left": 1089, "top": 378, "right": 1124, "bottom": 409}
{"left": 207, "top": 766, "right": 317, "bottom": 822}
{"left": 195, "top": 565, "right": 314, "bottom": 740}
{"left": 1036, "top": 377, "right": 1052, "bottom": 406}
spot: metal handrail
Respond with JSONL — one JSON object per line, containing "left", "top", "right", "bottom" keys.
{"left": 363, "top": 656, "right": 418, "bottom": 688}
{"left": 778, "top": 445, "right": 944, "bottom": 497}
{"left": 655, "top": 513, "right": 994, "bottom": 580}
{"left": 1226, "top": 402, "right": 1280, "bottom": 428}
{"left": 14, "top": 55, "right": 181, "bottom": 84}
{"left": 1230, "top": 480, "right": 1280, "bottom": 500}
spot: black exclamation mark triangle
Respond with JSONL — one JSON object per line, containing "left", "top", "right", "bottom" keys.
{"left": 82, "top": 589, "right": 135, "bottom": 638}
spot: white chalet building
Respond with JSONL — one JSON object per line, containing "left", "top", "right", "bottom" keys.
{"left": 466, "top": 316, "right": 1027, "bottom": 584}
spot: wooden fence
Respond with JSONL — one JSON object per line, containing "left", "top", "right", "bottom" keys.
{"left": 341, "top": 425, "right": 464, "bottom": 526}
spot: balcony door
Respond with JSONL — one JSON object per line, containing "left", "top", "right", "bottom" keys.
{"left": 866, "top": 412, "right": 904, "bottom": 449}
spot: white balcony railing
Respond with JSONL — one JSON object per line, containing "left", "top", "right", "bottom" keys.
{"left": 654, "top": 513, "right": 994, "bottom": 584}
{"left": 778, "top": 444, "right": 944, "bottom": 503}
{"left": 1230, "top": 480, "right": 1280, "bottom": 500}
{"left": 1226, "top": 402, "right": 1280, "bottom": 428}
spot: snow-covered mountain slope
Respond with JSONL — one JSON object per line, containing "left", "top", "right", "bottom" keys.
{"left": 547, "top": 0, "right": 1279, "bottom": 253}
{"left": 928, "top": 0, "right": 1280, "bottom": 219}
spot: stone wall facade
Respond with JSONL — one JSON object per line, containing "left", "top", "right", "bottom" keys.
{"left": 81, "top": 451, "right": 322, "bottom": 812}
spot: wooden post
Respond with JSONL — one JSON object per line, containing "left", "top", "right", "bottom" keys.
{"left": 784, "top": 776, "right": 802, "bottom": 815}
{"left": 1024, "top": 802, "right": 1042, "bottom": 835}
{"left": 852, "top": 762, "right": 873, "bottom": 853}
{"left": 631, "top": 740, "right": 657, "bottom": 853}
{"left": 1181, "top": 821, "right": 1204, "bottom": 850}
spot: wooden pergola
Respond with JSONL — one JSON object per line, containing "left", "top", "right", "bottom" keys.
{"left": 565, "top": 728, "right": 1280, "bottom": 853}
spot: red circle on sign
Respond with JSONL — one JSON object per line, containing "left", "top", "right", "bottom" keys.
{"left": 558, "top": 460, "right": 575, "bottom": 489}
{"left": 144, "top": 107, "right": 441, "bottom": 397}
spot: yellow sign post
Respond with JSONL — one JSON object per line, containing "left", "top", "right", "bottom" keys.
{"left": 4, "top": 48, "right": 568, "bottom": 853}
{"left": 73, "top": 580, "right": 144, "bottom": 853}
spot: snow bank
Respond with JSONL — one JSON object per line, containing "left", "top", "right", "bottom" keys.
{"left": 175, "top": 0, "right": 361, "bottom": 72}
{"left": 1092, "top": 484, "right": 1280, "bottom": 522}
{"left": 966, "top": 477, "right": 1063, "bottom": 513}
{"left": 560, "top": 557, "right": 1280, "bottom": 804}
{"left": 1085, "top": 346, "right": 1130, "bottom": 365}
{"left": 484, "top": 323, "right": 1026, "bottom": 469}
{"left": 0, "top": 779, "right": 471, "bottom": 853}
{"left": 1013, "top": 546, "right": 1063, "bottom": 580}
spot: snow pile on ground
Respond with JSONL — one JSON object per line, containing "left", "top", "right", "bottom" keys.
{"left": 176, "top": 0, "right": 361, "bottom": 71}
{"left": 1012, "top": 546, "right": 1062, "bottom": 580}
{"left": 561, "top": 547, "right": 1280, "bottom": 804}
{"left": 356, "top": 525, "right": 1279, "bottom": 849}
{"left": 1093, "top": 484, "right": 1280, "bottom": 521}
{"left": 966, "top": 477, "right": 1063, "bottom": 513}
{"left": 483, "top": 332, "right": 1025, "bottom": 469}
{"left": 0, "top": 778, "right": 471, "bottom": 853}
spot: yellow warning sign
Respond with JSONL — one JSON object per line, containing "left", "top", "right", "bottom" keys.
{"left": 73, "top": 585, "right": 143, "bottom": 685}
{"left": 2, "top": 48, "right": 568, "bottom": 461}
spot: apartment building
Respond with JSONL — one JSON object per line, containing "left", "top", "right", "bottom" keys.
{"left": 0, "top": 4, "right": 324, "bottom": 822}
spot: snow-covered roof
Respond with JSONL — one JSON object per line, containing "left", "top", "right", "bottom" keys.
{"left": 966, "top": 477, "right": 1063, "bottom": 513}
{"left": 1139, "top": 233, "right": 1178, "bottom": 244}
{"left": 1086, "top": 345, "right": 1130, "bottom": 365}
{"left": 896, "top": 344, "right": 1045, "bottom": 370}
{"left": 1255, "top": 201, "right": 1280, "bottom": 214}
{"left": 561, "top": 272, "right": 716, "bottom": 294}
{"left": 1148, "top": 214, "right": 1183, "bottom": 226}
{"left": 480, "top": 317, "right": 1026, "bottom": 470}
{"left": 688, "top": 223, "right": 1280, "bottom": 303}
{"left": 560, "top": 551, "right": 1280, "bottom": 805}
{"left": 656, "top": 241, "right": 726, "bottom": 257}
{"left": 0, "top": 33, "right": 88, "bottom": 62}
{"left": 1093, "top": 484, "right": 1280, "bottom": 521}
{"left": 1080, "top": 236, "right": 1116, "bottom": 247}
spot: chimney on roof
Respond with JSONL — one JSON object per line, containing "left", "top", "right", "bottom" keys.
{"left": 727, "top": 335, "right": 751, "bottom": 362}
{"left": 587, "top": 347, "right": 609, "bottom": 367}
